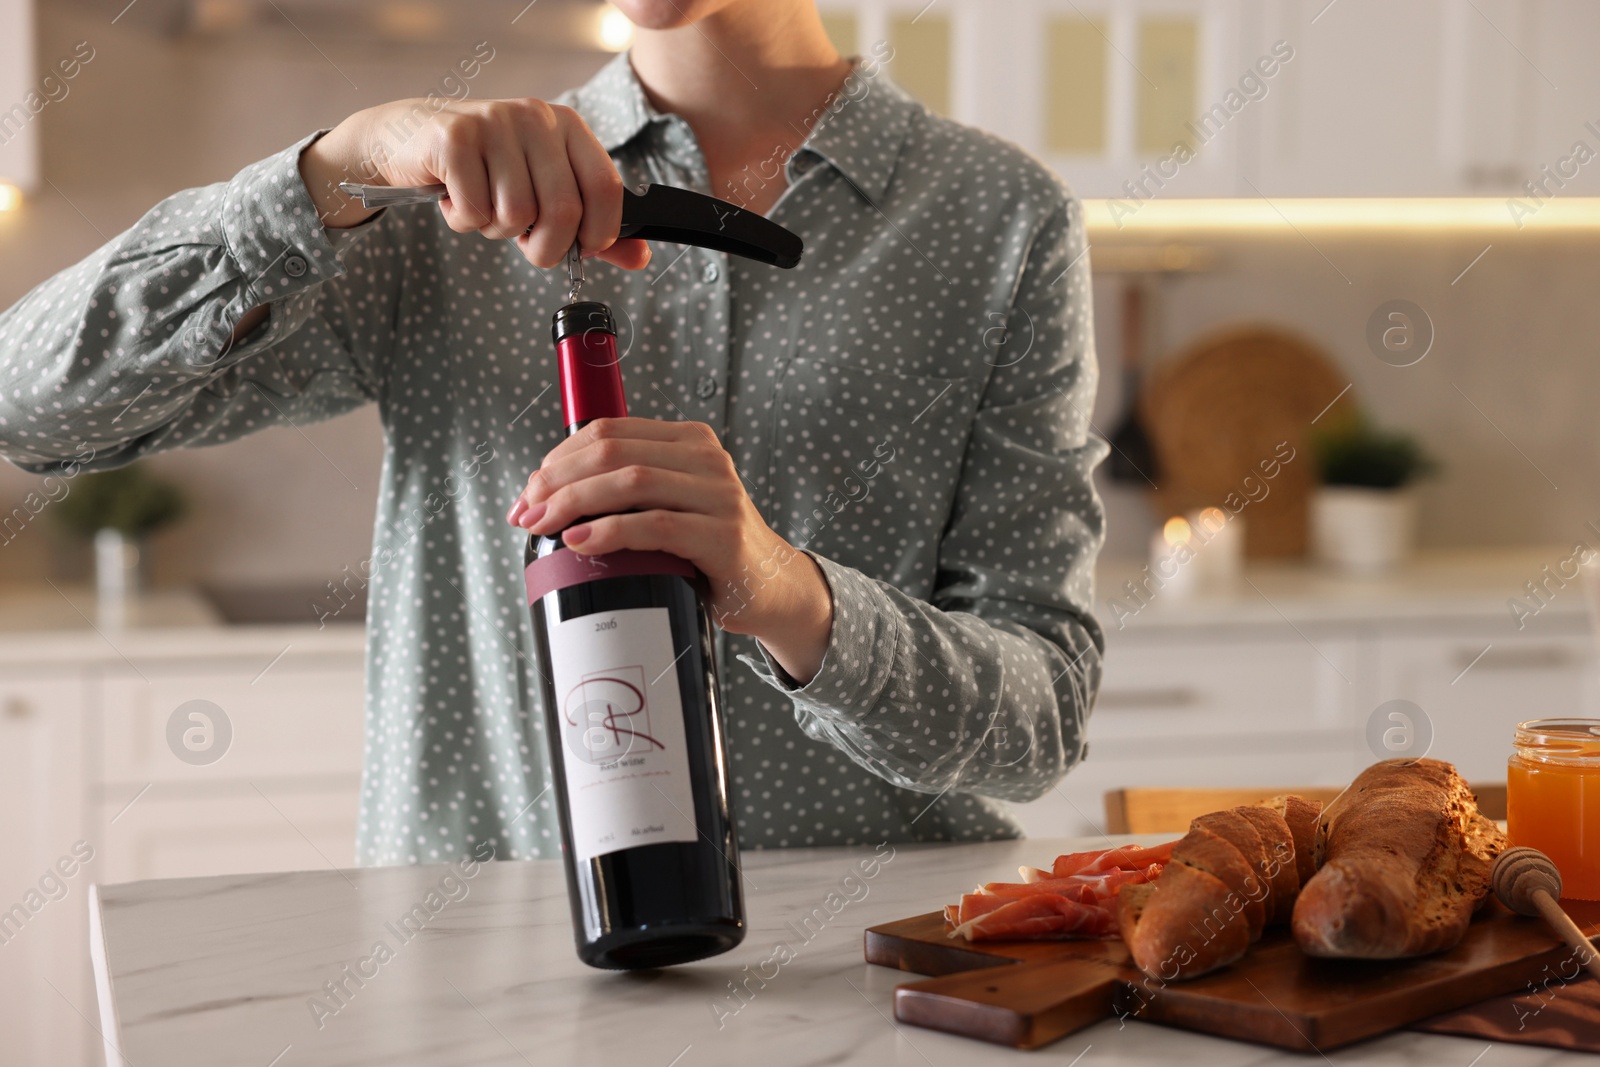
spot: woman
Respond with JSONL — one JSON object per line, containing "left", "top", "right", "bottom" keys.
{"left": 0, "top": 0, "right": 1105, "bottom": 863}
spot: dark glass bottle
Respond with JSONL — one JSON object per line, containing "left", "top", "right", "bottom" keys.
{"left": 525, "top": 301, "right": 744, "bottom": 970}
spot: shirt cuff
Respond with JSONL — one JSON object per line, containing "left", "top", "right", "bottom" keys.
{"left": 737, "top": 551, "right": 901, "bottom": 719}
{"left": 213, "top": 130, "right": 378, "bottom": 359}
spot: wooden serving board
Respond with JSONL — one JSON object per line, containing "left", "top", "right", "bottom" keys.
{"left": 864, "top": 900, "right": 1600, "bottom": 1052}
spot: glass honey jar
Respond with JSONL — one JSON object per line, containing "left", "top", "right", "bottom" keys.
{"left": 1507, "top": 718, "right": 1600, "bottom": 901}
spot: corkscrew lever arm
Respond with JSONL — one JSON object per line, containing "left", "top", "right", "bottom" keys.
{"left": 337, "top": 182, "right": 804, "bottom": 270}
{"left": 616, "top": 183, "right": 803, "bottom": 269}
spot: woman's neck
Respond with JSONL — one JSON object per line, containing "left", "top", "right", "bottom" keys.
{"left": 629, "top": 1, "right": 852, "bottom": 211}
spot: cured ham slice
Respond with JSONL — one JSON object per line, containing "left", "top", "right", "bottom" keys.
{"left": 979, "top": 864, "right": 1163, "bottom": 904}
{"left": 950, "top": 894, "right": 1119, "bottom": 941}
{"left": 1051, "top": 841, "right": 1175, "bottom": 879}
{"left": 945, "top": 842, "right": 1176, "bottom": 942}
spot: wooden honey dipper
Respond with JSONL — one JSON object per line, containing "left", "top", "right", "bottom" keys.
{"left": 1492, "top": 846, "right": 1600, "bottom": 982}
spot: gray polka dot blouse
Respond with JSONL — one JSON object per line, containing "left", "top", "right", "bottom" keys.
{"left": 0, "top": 53, "right": 1107, "bottom": 863}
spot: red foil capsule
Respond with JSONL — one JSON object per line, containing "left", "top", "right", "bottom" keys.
{"left": 552, "top": 301, "right": 628, "bottom": 429}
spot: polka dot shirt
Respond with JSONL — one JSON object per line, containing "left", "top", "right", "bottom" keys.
{"left": 0, "top": 52, "right": 1107, "bottom": 864}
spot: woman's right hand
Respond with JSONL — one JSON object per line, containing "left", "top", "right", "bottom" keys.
{"left": 298, "top": 98, "right": 651, "bottom": 271}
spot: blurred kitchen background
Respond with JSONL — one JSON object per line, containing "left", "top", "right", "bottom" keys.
{"left": 1, "top": 1, "right": 1598, "bottom": 1062}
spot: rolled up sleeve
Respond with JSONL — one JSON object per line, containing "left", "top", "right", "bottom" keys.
{"left": 0, "top": 131, "right": 396, "bottom": 474}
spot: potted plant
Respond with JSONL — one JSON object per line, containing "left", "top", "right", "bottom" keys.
{"left": 53, "top": 464, "right": 187, "bottom": 602}
{"left": 1310, "top": 416, "right": 1435, "bottom": 573}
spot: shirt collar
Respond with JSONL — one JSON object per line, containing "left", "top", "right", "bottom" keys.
{"left": 569, "top": 51, "right": 918, "bottom": 204}
{"left": 567, "top": 52, "right": 660, "bottom": 155}
{"left": 792, "top": 57, "right": 918, "bottom": 202}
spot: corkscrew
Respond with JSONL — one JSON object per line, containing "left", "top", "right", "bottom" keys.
{"left": 337, "top": 181, "right": 805, "bottom": 273}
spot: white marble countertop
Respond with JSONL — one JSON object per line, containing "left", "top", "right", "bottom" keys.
{"left": 89, "top": 837, "right": 1586, "bottom": 1067}
{"left": 1, "top": 546, "right": 1591, "bottom": 669}
{"left": 1099, "top": 546, "right": 1598, "bottom": 631}
{"left": 0, "top": 583, "right": 365, "bottom": 666}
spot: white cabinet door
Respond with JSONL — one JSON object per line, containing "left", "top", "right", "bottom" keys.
{"left": 94, "top": 785, "right": 360, "bottom": 884}
{"left": 1373, "top": 623, "right": 1599, "bottom": 782}
{"left": 1516, "top": 0, "right": 1600, "bottom": 197}
{"left": 830, "top": 0, "right": 1600, "bottom": 198}
{"left": 96, "top": 653, "right": 365, "bottom": 882}
{"left": 991, "top": 0, "right": 1248, "bottom": 199}
{"left": 1018, "top": 732, "right": 1362, "bottom": 838}
{"left": 0, "top": 672, "right": 93, "bottom": 1067}
{"left": 97, "top": 653, "right": 365, "bottom": 786}
{"left": 1087, "top": 628, "right": 1369, "bottom": 740}
{"left": 1251, "top": 0, "right": 1600, "bottom": 197}
{"left": 1250, "top": 0, "right": 1455, "bottom": 196}
{"left": 0, "top": 0, "right": 38, "bottom": 190}
{"left": 1012, "top": 627, "right": 1374, "bottom": 837}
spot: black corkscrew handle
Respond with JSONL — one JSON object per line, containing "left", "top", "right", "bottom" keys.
{"left": 338, "top": 181, "right": 803, "bottom": 269}
{"left": 617, "top": 184, "right": 803, "bottom": 269}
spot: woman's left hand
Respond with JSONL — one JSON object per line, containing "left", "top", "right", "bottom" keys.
{"left": 506, "top": 417, "right": 833, "bottom": 684}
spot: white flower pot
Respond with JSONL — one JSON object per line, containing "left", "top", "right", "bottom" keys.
{"left": 1310, "top": 487, "right": 1418, "bottom": 574}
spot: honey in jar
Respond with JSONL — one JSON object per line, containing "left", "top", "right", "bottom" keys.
{"left": 1507, "top": 718, "right": 1600, "bottom": 901}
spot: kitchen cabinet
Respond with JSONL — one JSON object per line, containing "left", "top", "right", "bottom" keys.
{"left": 819, "top": 0, "right": 1600, "bottom": 199}
{"left": 0, "top": 673, "right": 91, "bottom": 1067}
{"left": 1016, "top": 548, "right": 1600, "bottom": 836}
{"left": 1373, "top": 626, "right": 1600, "bottom": 782}
{"left": 93, "top": 653, "right": 366, "bottom": 882}
{"left": 91, "top": 653, "right": 365, "bottom": 883}
{"left": 1249, "top": 0, "right": 1600, "bottom": 197}
{"left": 0, "top": 622, "right": 365, "bottom": 1067}
{"left": 0, "top": 0, "right": 38, "bottom": 191}
{"left": 1022, "top": 627, "right": 1373, "bottom": 836}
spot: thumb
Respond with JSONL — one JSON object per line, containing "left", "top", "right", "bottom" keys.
{"left": 590, "top": 238, "right": 652, "bottom": 272}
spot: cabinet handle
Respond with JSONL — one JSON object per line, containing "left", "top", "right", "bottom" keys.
{"left": 1097, "top": 687, "right": 1202, "bottom": 710}
{"left": 1454, "top": 646, "right": 1583, "bottom": 672}
{"left": 3, "top": 697, "right": 30, "bottom": 720}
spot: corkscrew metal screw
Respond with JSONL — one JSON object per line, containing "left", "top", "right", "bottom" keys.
{"left": 565, "top": 242, "right": 585, "bottom": 302}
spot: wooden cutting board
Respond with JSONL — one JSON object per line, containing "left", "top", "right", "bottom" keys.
{"left": 864, "top": 900, "right": 1600, "bottom": 1052}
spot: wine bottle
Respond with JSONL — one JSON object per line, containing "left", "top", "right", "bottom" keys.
{"left": 525, "top": 301, "right": 745, "bottom": 970}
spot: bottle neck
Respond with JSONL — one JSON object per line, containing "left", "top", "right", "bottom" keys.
{"left": 555, "top": 304, "right": 627, "bottom": 431}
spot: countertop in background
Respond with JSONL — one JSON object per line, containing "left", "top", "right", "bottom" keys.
{"left": 1098, "top": 546, "right": 1594, "bottom": 629}
{"left": 0, "top": 546, "right": 1589, "bottom": 665}
{"left": 0, "top": 584, "right": 364, "bottom": 665}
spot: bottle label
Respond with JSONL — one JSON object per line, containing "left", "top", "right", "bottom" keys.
{"left": 547, "top": 606, "right": 700, "bottom": 862}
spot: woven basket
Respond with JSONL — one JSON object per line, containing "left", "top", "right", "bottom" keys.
{"left": 1140, "top": 326, "right": 1356, "bottom": 558}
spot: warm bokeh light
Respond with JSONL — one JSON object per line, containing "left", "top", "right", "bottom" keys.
{"left": 1196, "top": 507, "right": 1227, "bottom": 535}
{"left": 1083, "top": 197, "right": 1600, "bottom": 234}
{"left": 377, "top": 2, "right": 446, "bottom": 40}
{"left": 191, "top": 0, "right": 254, "bottom": 33}
{"left": 1163, "top": 517, "right": 1192, "bottom": 547}
{"left": 598, "top": 6, "right": 634, "bottom": 51}
{"left": 0, "top": 184, "right": 22, "bottom": 212}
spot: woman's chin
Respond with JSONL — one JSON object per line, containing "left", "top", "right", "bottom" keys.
{"left": 610, "top": 0, "right": 742, "bottom": 31}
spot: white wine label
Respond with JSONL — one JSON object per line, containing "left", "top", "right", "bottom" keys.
{"left": 547, "top": 606, "right": 700, "bottom": 862}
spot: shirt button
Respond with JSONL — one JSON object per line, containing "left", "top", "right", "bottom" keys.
{"left": 702, "top": 262, "right": 720, "bottom": 284}
{"left": 696, "top": 374, "right": 718, "bottom": 399}
{"left": 284, "top": 254, "right": 308, "bottom": 278}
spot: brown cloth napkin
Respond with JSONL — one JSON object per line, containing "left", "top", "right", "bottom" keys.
{"left": 1413, "top": 905, "right": 1600, "bottom": 1053}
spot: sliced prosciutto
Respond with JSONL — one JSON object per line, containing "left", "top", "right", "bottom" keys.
{"left": 979, "top": 863, "right": 1163, "bottom": 904}
{"left": 945, "top": 841, "right": 1176, "bottom": 942}
{"left": 950, "top": 894, "right": 1119, "bottom": 941}
{"left": 1051, "top": 841, "right": 1175, "bottom": 879}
